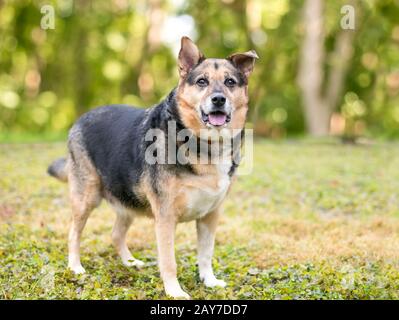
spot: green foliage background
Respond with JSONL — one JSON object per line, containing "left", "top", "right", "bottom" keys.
{"left": 0, "top": 0, "right": 398, "bottom": 138}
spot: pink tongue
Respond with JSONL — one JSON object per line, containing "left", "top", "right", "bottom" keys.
{"left": 208, "top": 113, "right": 227, "bottom": 126}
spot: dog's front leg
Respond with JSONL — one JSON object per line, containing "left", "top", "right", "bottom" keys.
{"left": 196, "top": 209, "right": 226, "bottom": 288}
{"left": 155, "top": 214, "right": 189, "bottom": 299}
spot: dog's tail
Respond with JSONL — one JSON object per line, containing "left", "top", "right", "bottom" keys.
{"left": 47, "top": 157, "right": 68, "bottom": 182}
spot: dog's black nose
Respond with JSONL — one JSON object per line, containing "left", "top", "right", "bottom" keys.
{"left": 211, "top": 94, "right": 226, "bottom": 107}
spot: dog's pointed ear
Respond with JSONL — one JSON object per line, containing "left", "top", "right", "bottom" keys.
{"left": 228, "top": 50, "right": 259, "bottom": 78}
{"left": 178, "top": 36, "right": 205, "bottom": 78}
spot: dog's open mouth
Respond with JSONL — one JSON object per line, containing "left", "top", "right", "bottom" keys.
{"left": 201, "top": 110, "right": 231, "bottom": 127}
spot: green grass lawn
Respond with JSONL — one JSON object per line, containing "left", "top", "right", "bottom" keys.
{"left": 1, "top": 139, "right": 399, "bottom": 299}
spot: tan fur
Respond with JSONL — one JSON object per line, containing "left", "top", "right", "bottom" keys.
{"left": 176, "top": 94, "right": 204, "bottom": 136}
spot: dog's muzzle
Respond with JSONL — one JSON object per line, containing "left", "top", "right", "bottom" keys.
{"left": 201, "top": 94, "right": 231, "bottom": 127}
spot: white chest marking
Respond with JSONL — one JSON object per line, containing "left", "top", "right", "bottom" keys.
{"left": 181, "top": 162, "right": 232, "bottom": 222}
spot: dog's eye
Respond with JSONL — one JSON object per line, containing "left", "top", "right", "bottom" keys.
{"left": 225, "top": 78, "right": 236, "bottom": 87}
{"left": 196, "top": 78, "right": 208, "bottom": 87}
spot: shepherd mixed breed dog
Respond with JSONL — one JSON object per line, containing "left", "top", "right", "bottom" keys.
{"left": 48, "top": 37, "right": 258, "bottom": 299}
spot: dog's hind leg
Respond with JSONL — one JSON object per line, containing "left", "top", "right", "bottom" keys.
{"left": 68, "top": 174, "right": 101, "bottom": 274}
{"left": 112, "top": 207, "right": 144, "bottom": 267}
{"left": 67, "top": 145, "right": 102, "bottom": 274}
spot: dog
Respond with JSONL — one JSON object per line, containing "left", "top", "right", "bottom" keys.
{"left": 48, "top": 37, "right": 258, "bottom": 299}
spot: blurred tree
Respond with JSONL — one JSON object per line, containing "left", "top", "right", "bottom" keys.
{"left": 297, "top": 0, "right": 355, "bottom": 136}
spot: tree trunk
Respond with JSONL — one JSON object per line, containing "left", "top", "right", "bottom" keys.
{"left": 298, "top": 0, "right": 329, "bottom": 136}
{"left": 298, "top": 0, "right": 355, "bottom": 136}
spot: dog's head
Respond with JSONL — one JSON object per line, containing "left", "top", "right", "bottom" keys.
{"left": 175, "top": 37, "right": 258, "bottom": 136}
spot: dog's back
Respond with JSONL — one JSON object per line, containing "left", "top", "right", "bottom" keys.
{"left": 49, "top": 105, "right": 148, "bottom": 208}
{"left": 75, "top": 105, "right": 148, "bottom": 207}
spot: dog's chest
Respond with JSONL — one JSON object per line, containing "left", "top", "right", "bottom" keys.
{"left": 179, "top": 163, "right": 232, "bottom": 222}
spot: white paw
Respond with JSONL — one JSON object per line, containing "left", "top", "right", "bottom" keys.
{"left": 123, "top": 258, "right": 145, "bottom": 268}
{"left": 204, "top": 277, "right": 227, "bottom": 288}
{"left": 69, "top": 264, "right": 86, "bottom": 274}
{"left": 165, "top": 286, "right": 191, "bottom": 300}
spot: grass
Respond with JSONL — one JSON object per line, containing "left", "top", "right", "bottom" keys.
{"left": 0, "top": 131, "right": 68, "bottom": 144}
{"left": 1, "top": 139, "right": 399, "bottom": 299}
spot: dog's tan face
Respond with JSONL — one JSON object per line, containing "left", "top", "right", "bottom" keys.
{"left": 176, "top": 37, "right": 258, "bottom": 136}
